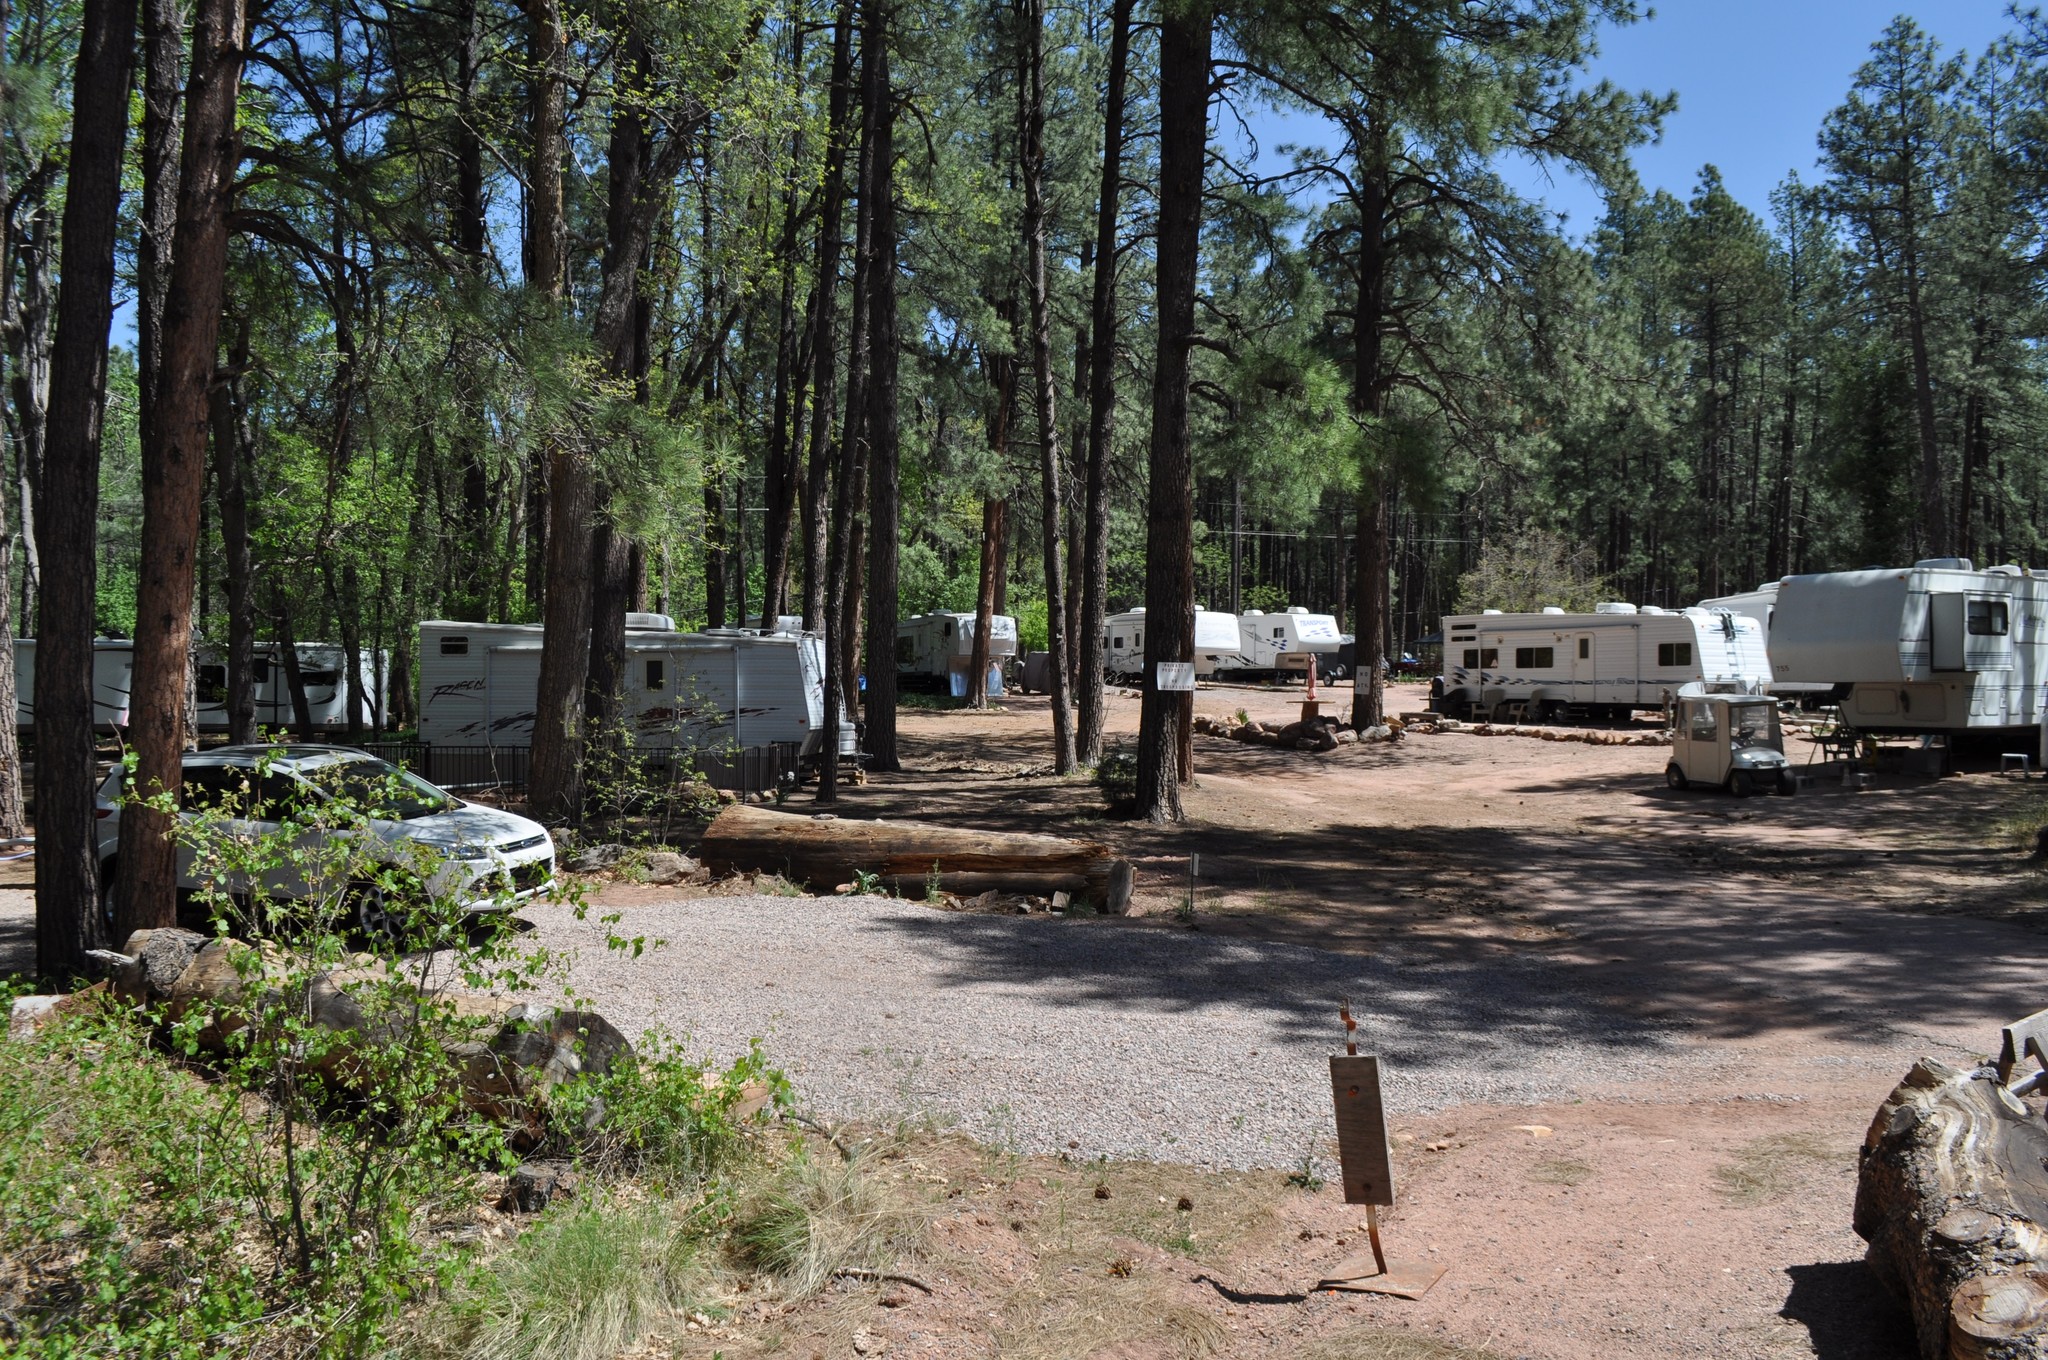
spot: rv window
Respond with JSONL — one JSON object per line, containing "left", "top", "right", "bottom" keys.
{"left": 440, "top": 636, "right": 469, "bottom": 655}
{"left": 1514, "top": 647, "right": 1554, "bottom": 669}
{"left": 1657, "top": 642, "right": 1693, "bottom": 667}
{"left": 1273, "top": 627, "right": 1285, "bottom": 640}
{"left": 1462, "top": 649, "right": 1479, "bottom": 668}
{"left": 1480, "top": 648, "right": 1498, "bottom": 669}
{"left": 1578, "top": 638, "right": 1590, "bottom": 660}
{"left": 1968, "top": 600, "right": 2009, "bottom": 636}
{"left": 645, "top": 659, "right": 665, "bottom": 691}
{"left": 944, "top": 621, "right": 954, "bottom": 638}
{"left": 196, "top": 664, "right": 228, "bottom": 705}
{"left": 252, "top": 659, "right": 272, "bottom": 684}
{"left": 895, "top": 637, "right": 914, "bottom": 666}
{"left": 1111, "top": 636, "right": 1124, "bottom": 650}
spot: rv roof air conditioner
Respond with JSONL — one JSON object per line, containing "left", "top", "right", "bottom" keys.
{"left": 625, "top": 612, "right": 677, "bottom": 631}
{"left": 1915, "top": 557, "right": 1975, "bottom": 571}
{"left": 1639, "top": 605, "right": 1667, "bottom": 615}
{"left": 1541, "top": 606, "right": 1565, "bottom": 615}
{"left": 1131, "top": 606, "right": 1146, "bottom": 614}
{"left": 1243, "top": 609, "right": 1264, "bottom": 617}
{"left": 1286, "top": 607, "right": 1307, "bottom": 615}
{"left": 1481, "top": 609, "right": 1503, "bottom": 615}
{"left": 1594, "top": 602, "right": 1637, "bottom": 615}
{"left": 1988, "top": 565, "right": 2022, "bottom": 576}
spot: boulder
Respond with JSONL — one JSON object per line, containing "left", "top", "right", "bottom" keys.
{"left": 563, "top": 843, "right": 626, "bottom": 874}
{"left": 642, "top": 851, "right": 699, "bottom": 885}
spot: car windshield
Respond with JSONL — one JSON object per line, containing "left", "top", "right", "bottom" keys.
{"left": 298, "top": 757, "right": 454, "bottom": 820}
{"left": 1728, "top": 705, "right": 1781, "bottom": 752}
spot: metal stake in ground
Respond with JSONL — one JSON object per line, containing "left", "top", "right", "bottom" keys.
{"left": 1318, "top": 1002, "right": 1446, "bottom": 1299}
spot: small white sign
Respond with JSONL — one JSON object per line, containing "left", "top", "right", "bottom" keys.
{"left": 1156, "top": 661, "right": 1195, "bottom": 692}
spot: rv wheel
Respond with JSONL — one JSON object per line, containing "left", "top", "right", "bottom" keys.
{"left": 1728, "top": 769, "right": 1756, "bottom": 799}
{"left": 1665, "top": 763, "right": 1688, "bottom": 792}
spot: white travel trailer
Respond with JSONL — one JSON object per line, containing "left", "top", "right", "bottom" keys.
{"left": 895, "top": 611, "right": 1017, "bottom": 696}
{"left": 1431, "top": 604, "right": 1771, "bottom": 722}
{"left": 1768, "top": 559, "right": 2048, "bottom": 734}
{"left": 1698, "top": 583, "right": 1832, "bottom": 701}
{"left": 1236, "top": 607, "right": 1342, "bottom": 676}
{"left": 15, "top": 638, "right": 384, "bottom": 731}
{"left": 1101, "top": 606, "right": 1243, "bottom": 679}
{"left": 415, "top": 616, "right": 856, "bottom": 763}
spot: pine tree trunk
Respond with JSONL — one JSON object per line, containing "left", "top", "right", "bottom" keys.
{"left": 136, "top": 0, "right": 182, "bottom": 445}
{"left": 801, "top": 0, "right": 857, "bottom": 632}
{"left": 1021, "top": 0, "right": 1073, "bottom": 772}
{"left": 968, "top": 497, "right": 1005, "bottom": 708}
{"left": 519, "top": 0, "right": 566, "bottom": 617}
{"left": 36, "top": 0, "right": 137, "bottom": 976}
{"left": 208, "top": 320, "right": 257, "bottom": 745}
{"left": 862, "top": 1, "right": 900, "bottom": 773}
{"left": 818, "top": 0, "right": 882, "bottom": 805}
{"left": 115, "top": 0, "right": 247, "bottom": 939}
{"left": 1347, "top": 159, "right": 1391, "bottom": 731}
{"left": 1134, "top": 0, "right": 1209, "bottom": 822}
{"left": 1074, "top": 0, "right": 1129, "bottom": 765}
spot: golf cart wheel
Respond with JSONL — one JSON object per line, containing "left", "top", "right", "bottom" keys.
{"left": 1776, "top": 769, "right": 1797, "bottom": 796}
{"left": 1728, "top": 769, "right": 1756, "bottom": 799}
{"left": 1665, "top": 762, "right": 1688, "bottom": 791}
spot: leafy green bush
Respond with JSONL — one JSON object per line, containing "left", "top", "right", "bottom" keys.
{"left": 546, "top": 1033, "right": 790, "bottom": 1187}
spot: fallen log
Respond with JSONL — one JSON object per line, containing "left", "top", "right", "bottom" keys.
{"left": 699, "top": 803, "right": 1135, "bottom": 914}
{"left": 1855, "top": 1058, "right": 2048, "bottom": 1359}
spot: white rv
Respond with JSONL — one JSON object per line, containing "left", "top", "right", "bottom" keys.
{"left": 1432, "top": 604, "right": 1770, "bottom": 722}
{"left": 1698, "top": 583, "right": 1832, "bottom": 702}
{"left": 1102, "top": 606, "right": 1243, "bottom": 679}
{"left": 895, "top": 612, "right": 1017, "bottom": 696}
{"left": 1237, "top": 607, "right": 1342, "bottom": 676}
{"left": 15, "top": 638, "right": 384, "bottom": 731}
{"left": 416, "top": 616, "right": 856, "bottom": 762}
{"left": 1768, "top": 559, "right": 2048, "bottom": 734}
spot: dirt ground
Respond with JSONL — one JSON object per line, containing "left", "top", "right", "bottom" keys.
{"left": 648, "top": 679, "right": 2048, "bottom": 1360}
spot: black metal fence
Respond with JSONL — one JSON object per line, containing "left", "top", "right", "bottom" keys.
{"left": 356, "top": 740, "right": 795, "bottom": 796}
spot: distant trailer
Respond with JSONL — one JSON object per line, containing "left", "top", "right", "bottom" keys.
{"left": 1769, "top": 558, "right": 2048, "bottom": 735}
{"left": 416, "top": 616, "right": 855, "bottom": 761}
{"left": 895, "top": 611, "right": 1017, "bottom": 696}
{"left": 1431, "top": 604, "right": 1770, "bottom": 722}
{"left": 1236, "top": 607, "right": 1342, "bottom": 677}
{"left": 1698, "top": 583, "right": 1832, "bottom": 701}
{"left": 15, "top": 637, "right": 385, "bottom": 732}
{"left": 1101, "top": 606, "right": 1243, "bottom": 680}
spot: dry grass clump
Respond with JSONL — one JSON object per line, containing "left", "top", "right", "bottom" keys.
{"left": 1712, "top": 1132, "right": 1838, "bottom": 1206}
{"left": 1303, "top": 1326, "right": 1510, "bottom": 1359}
{"left": 427, "top": 1197, "right": 709, "bottom": 1360}
{"left": 1527, "top": 1156, "right": 1595, "bottom": 1187}
{"left": 728, "top": 1148, "right": 931, "bottom": 1298}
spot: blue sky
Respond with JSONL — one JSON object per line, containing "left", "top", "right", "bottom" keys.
{"left": 1236, "top": 0, "right": 2021, "bottom": 234}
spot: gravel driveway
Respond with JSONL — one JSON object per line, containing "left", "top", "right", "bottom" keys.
{"left": 522, "top": 894, "right": 1706, "bottom": 1172}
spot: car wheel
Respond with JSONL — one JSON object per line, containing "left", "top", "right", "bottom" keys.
{"left": 1665, "top": 763, "right": 1688, "bottom": 791}
{"left": 1728, "top": 769, "right": 1755, "bottom": 799}
{"left": 351, "top": 880, "right": 404, "bottom": 943}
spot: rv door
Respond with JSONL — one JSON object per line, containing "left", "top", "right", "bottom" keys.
{"left": 1571, "top": 632, "right": 1594, "bottom": 699}
{"left": 1930, "top": 592, "right": 1966, "bottom": 672}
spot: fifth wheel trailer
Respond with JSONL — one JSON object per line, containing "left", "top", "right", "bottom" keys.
{"left": 416, "top": 617, "right": 857, "bottom": 762}
{"left": 1236, "top": 607, "right": 1342, "bottom": 677}
{"left": 14, "top": 637, "right": 384, "bottom": 731}
{"left": 1431, "top": 604, "right": 1770, "bottom": 721}
{"left": 1697, "top": 583, "right": 1833, "bottom": 701}
{"left": 1768, "top": 560, "right": 2048, "bottom": 734}
{"left": 895, "top": 612, "right": 1017, "bottom": 695}
{"left": 1101, "top": 607, "right": 1244, "bottom": 679}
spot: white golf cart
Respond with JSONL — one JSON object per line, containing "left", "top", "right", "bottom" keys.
{"left": 1666, "top": 692, "right": 1796, "bottom": 797}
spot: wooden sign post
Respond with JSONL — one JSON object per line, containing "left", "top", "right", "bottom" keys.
{"left": 1318, "top": 1002, "right": 1446, "bottom": 1299}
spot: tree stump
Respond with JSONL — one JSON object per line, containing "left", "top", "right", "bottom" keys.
{"left": 1856, "top": 1058, "right": 2048, "bottom": 1358}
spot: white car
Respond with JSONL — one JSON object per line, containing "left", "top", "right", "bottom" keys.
{"left": 95, "top": 744, "right": 556, "bottom": 935}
